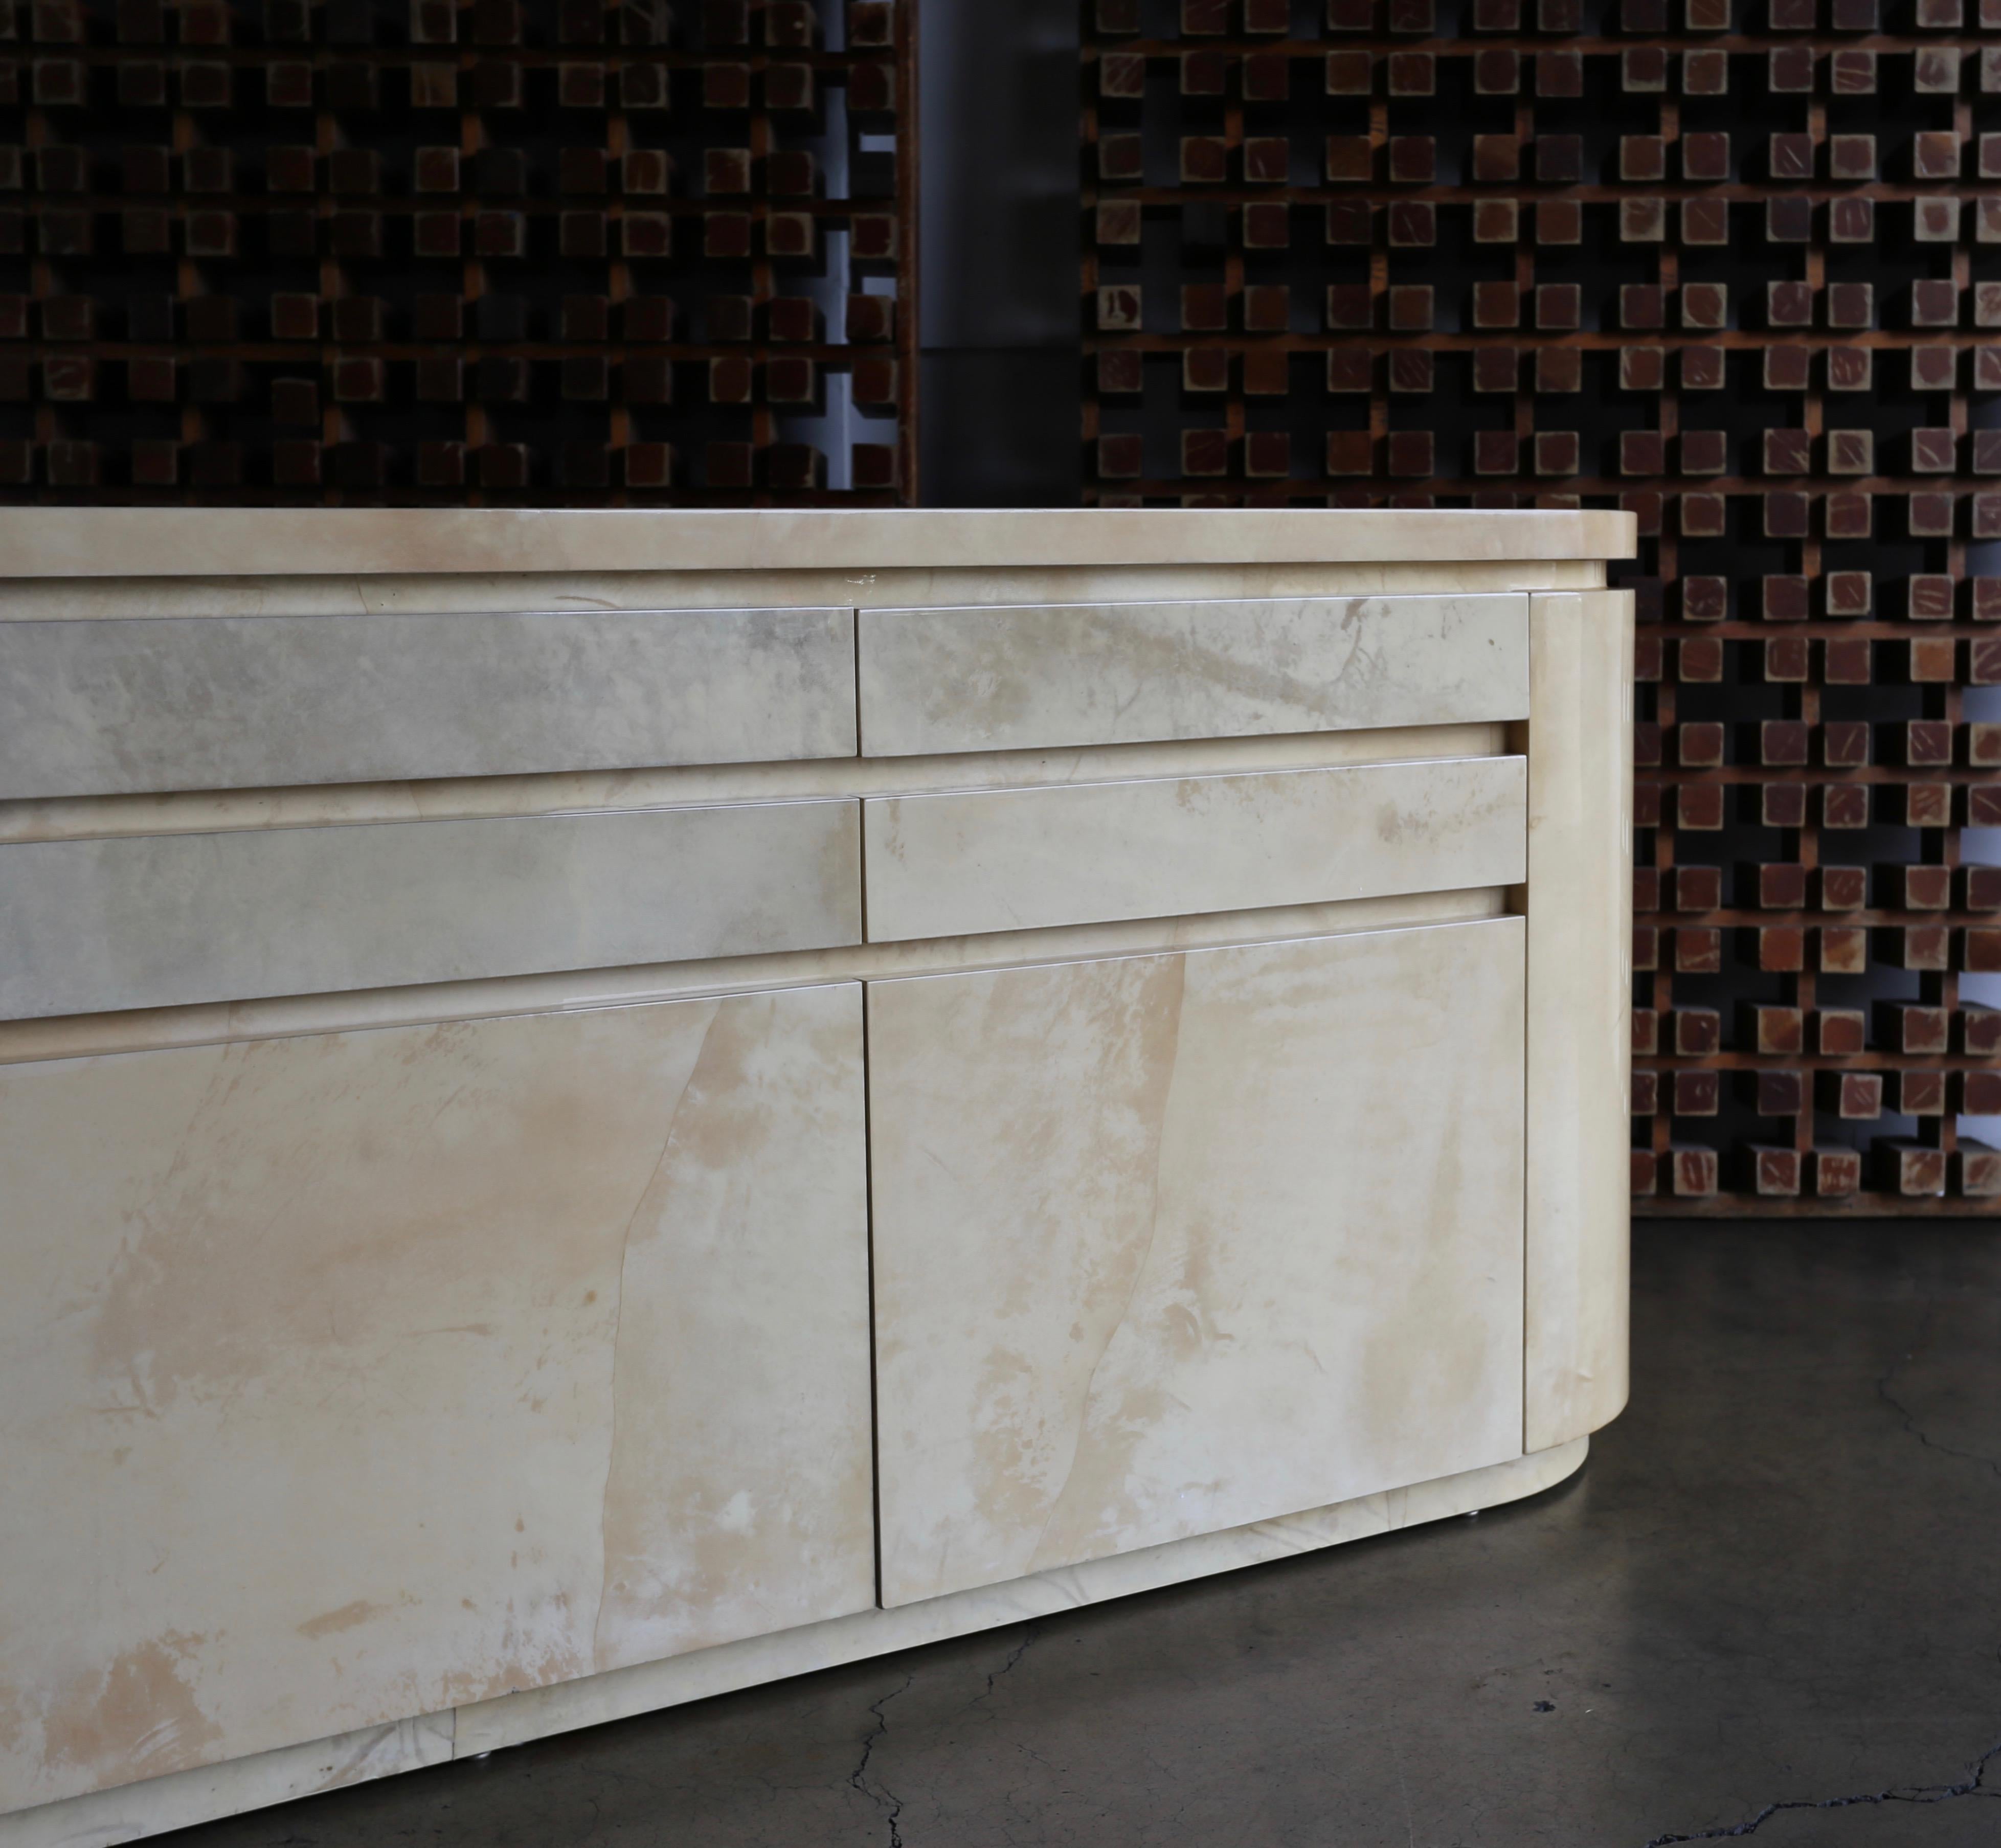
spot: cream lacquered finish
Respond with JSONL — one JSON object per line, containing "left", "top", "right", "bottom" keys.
{"left": 0, "top": 509, "right": 1635, "bottom": 1847}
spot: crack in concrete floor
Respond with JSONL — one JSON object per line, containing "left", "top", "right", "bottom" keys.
{"left": 1643, "top": 1741, "right": 2001, "bottom": 1844}
{"left": 1641, "top": 1298, "right": 2001, "bottom": 1847}
{"left": 1876, "top": 1305, "right": 2001, "bottom": 1484}
{"left": 847, "top": 1674, "right": 913, "bottom": 1848}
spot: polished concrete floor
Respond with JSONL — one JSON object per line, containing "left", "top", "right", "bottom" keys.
{"left": 160, "top": 1221, "right": 2001, "bottom": 1847}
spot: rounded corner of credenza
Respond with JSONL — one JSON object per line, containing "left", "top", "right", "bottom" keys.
{"left": 1494, "top": 1433, "right": 1592, "bottom": 1512}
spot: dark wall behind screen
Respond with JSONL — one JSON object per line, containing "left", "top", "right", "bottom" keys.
{"left": 918, "top": 0, "right": 1081, "bottom": 503}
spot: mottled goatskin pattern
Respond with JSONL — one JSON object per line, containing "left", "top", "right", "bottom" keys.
{"left": 0, "top": 984, "right": 875, "bottom": 1812}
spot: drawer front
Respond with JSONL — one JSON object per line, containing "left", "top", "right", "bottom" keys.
{"left": 857, "top": 594, "right": 1527, "bottom": 757}
{"left": 863, "top": 756, "right": 1524, "bottom": 942}
{"left": 0, "top": 983, "right": 874, "bottom": 1808}
{"left": 0, "top": 606, "right": 857, "bottom": 800}
{"left": 0, "top": 800, "right": 861, "bottom": 1019}
{"left": 867, "top": 919, "right": 1527, "bottom": 1605}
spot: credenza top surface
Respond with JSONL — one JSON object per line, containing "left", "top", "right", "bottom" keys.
{"left": 0, "top": 506, "right": 1638, "bottom": 581}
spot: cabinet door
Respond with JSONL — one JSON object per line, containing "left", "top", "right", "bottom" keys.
{"left": 0, "top": 984, "right": 872, "bottom": 1811}
{"left": 867, "top": 921, "right": 1525, "bottom": 1608}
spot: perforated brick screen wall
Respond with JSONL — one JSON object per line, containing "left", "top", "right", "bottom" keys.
{"left": 1082, "top": 0, "right": 2001, "bottom": 1212}
{"left": 0, "top": 0, "right": 916, "bottom": 502}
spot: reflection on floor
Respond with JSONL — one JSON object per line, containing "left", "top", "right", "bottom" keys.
{"left": 157, "top": 1221, "right": 2001, "bottom": 1847}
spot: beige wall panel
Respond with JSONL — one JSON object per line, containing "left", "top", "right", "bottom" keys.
{"left": 0, "top": 984, "right": 874, "bottom": 1813}
{"left": 858, "top": 595, "right": 1528, "bottom": 756}
{"left": 1523, "top": 591, "right": 1636, "bottom": 1454}
{"left": 0, "top": 801, "right": 861, "bottom": 1020}
{"left": 0, "top": 609, "right": 857, "bottom": 801}
{"left": 867, "top": 920, "right": 1527, "bottom": 1608}
{"left": 863, "top": 757, "right": 1525, "bottom": 942}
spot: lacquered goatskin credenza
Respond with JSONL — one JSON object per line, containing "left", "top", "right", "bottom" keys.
{"left": 0, "top": 508, "right": 1635, "bottom": 1845}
